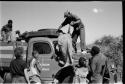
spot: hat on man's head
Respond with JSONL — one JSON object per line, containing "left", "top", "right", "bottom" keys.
{"left": 64, "top": 10, "right": 70, "bottom": 18}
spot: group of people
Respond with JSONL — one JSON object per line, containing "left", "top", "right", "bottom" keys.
{"left": 7, "top": 45, "right": 111, "bottom": 84}
{"left": 49, "top": 11, "right": 107, "bottom": 84}
{"left": 0, "top": 11, "right": 117, "bottom": 84}
{"left": 0, "top": 19, "right": 21, "bottom": 44}
{"left": 9, "top": 47, "right": 42, "bottom": 83}
{"left": 53, "top": 10, "right": 87, "bottom": 68}
{"left": 54, "top": 42, "right": 108, "bottom": 84}
{"left": 54, "top": 11, "right": 112, "bottom": 84}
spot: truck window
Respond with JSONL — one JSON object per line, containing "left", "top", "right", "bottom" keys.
{"left": 33, "top": 42, "right": 51, "bottom": 54}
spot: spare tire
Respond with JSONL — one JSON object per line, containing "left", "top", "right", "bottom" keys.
{"left": 54, "top": 65, "right": 75, "bottom": 83}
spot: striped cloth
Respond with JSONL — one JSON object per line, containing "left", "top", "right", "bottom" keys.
{"left": 0, "top": 41, "right": 27, "bottom": 67}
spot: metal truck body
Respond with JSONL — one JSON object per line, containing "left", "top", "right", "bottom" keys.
{"left": 0, "top": 29, "right": 61, "bottom": 83}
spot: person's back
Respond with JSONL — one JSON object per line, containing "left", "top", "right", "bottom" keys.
{"left": 10, "top": 59, "right": 26, "bottom": 76}
{"left": 58, "top": 33, "right": 72, "bottom": 46}
{"left": 91, "top": 53, "right": 107, "bottom": 79}
{"left": 89, "top": 46, "right": 107, "bottom": 84}
{"left": 10, "top": 47, "right": 27, "bottom": 83}
{"left": 57, "top": 30, "right": 74, "bottom": 67}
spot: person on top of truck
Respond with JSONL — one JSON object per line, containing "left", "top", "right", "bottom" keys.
{"left": 1, "top": 20, "right": 13, "bottom": 43}
{"left": 57, "top": 11, "right": 86, "bottom": 53}
{"left": 56, "top": 29, "right": 74, "bottom": 67}
{"left": 10, "top": 47, "right": 27, "bottom": 83}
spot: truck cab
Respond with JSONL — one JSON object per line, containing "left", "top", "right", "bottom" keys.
{"left": 23, "top": 29, "right": 61, "bottom": 83}
{"left": 0, "top": 29, "right": 62, "bottom": 83}
{"left": 27, "top": 37, "right": 60, "bottom": 83}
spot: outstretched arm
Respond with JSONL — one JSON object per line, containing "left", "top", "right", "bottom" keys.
{"left": 70, "top": 19, "right": 81, "bottom": 26}
{"left": 58, "top": 24, "right": 63, "bottom": 30}
{"left": 58, "top": 18, "right": 69, "bottom": 30}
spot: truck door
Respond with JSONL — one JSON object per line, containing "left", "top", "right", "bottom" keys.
{"left": 27, "top": 37, "right": 60, "bottom": 81}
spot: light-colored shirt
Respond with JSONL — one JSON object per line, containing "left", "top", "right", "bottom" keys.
{"left": 30, "top": 58, "right": 38, "bottom": 75}
{"left": 58, "top": 34, "right": 72, "bottom": 46}
{"left": 58, "top": 33, "right": 74, "bottom": 65}
{"left": 74, "top": 67, "right": 88, "bottom": 84}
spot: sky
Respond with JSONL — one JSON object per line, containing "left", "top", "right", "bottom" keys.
{"left": 0, "top": 1, "right": 123, "bottom": 44}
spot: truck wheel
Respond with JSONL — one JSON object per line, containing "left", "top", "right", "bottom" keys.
{"left": 3, "top": 72, "right": 12, "bottom": 83}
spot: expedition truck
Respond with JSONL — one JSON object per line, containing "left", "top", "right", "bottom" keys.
{"left": 0, "top": 28, "right": 88, "bottom": 83}
{"left": 0, "top": 29, "right": 61, "bottom": 83}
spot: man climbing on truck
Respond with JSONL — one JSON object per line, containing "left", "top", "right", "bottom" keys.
{"left": 57, "top": 11, "right": 86, "bottom": 53}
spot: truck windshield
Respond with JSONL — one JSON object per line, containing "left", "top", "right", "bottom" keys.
{"left": 33, "top": 42, "right": 51, "bottom": 54}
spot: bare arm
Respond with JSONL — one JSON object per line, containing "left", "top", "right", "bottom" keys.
{"left": 58, "top": 24, "right": 63, "bottom": 30}
{"left": 36, "top": 61, "right": 42, "bottom": 73}
{"left": 70, "top": 19, "right": 81, "bottom": 26}
{"left": 58, "top": 18, "right": 69, "bottom": 30}
{"left": 90, "top": 58, "right": 96, "bottom": 74}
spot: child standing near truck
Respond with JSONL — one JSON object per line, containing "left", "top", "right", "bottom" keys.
{"left": 10, "top": 47, "right": 27, "bottom": 83}
{"left": 24, "top": 50, "right": 42, "bottom": 84}
{"left": 73, "top": 56, "right": 89, "bottom": 84}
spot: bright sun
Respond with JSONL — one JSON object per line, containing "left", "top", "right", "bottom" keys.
{"left": 93, "top": 8, "right": 99, "bottom": 13}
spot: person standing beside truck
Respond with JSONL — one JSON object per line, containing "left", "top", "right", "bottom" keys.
{"left": 89, "top": 46, "right": 107, "bottom": 84}
{"left": 24, "top": 50, "right": 42, "bottom": 84}
{"left": 73, "top": 56, "right": 89, "bottom": 84}
{"left": 10, "top": 47, "right": 27, "bottom": 83}
{"left": 57, "top": 11, "right": 86, "bottom": 53}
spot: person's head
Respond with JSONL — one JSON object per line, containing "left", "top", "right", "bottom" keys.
{"left": 78, "top": 57, "right": 88, "bottom": 68}
{"left": 32, "top": 50, "right": 39, "bottom": 59}
{"left": 64, "top": 11, "right": 71, "bottom": 18}
{"left": 15, "top": 30, "right": 20, "bottom": 35}
{"left": 14, "top": 47, "right": 24, "bottom": 59}
{"left": 90, "top": 46, "right": 100, "bottom": 56}
{"left": 8, "top": 20, "right": 13, "bottom": 26}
